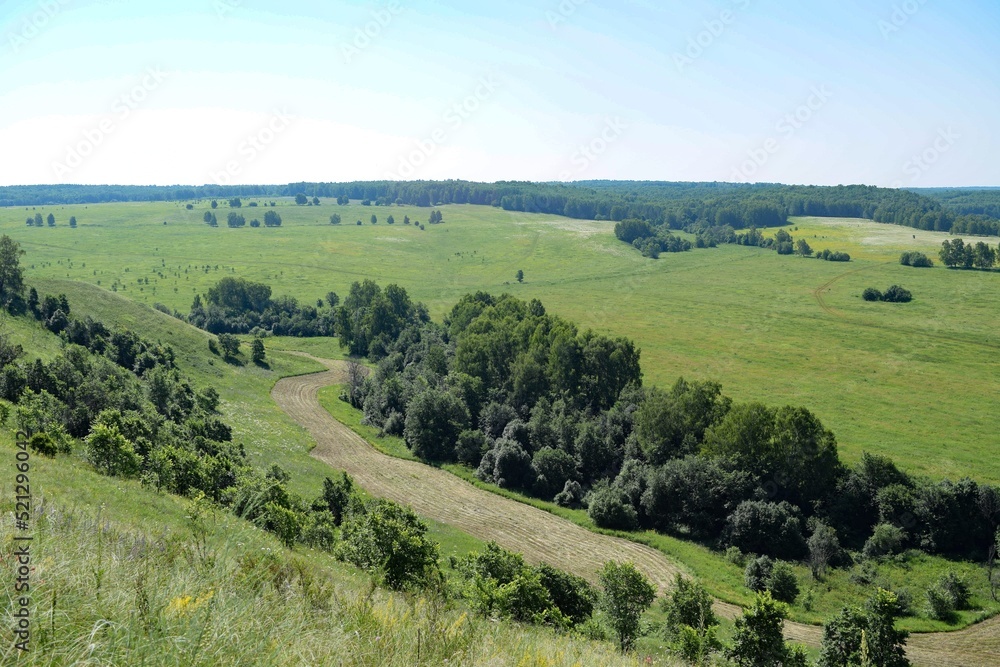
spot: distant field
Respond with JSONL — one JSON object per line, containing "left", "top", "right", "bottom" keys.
{"left": 2, "top": 200, "right": 999, "bottom": 482}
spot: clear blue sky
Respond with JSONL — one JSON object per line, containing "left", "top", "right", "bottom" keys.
{"left": 0, "top": 0, "right": 997, "bottom": 186}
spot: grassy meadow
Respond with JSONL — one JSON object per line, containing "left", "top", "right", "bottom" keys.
{"left": 3, "top": 199, "right": 998, "bottom": 483}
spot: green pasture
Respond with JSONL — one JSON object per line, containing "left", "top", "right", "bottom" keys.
{"left": 2, "top": 201, "right": 998, "bottom": 482}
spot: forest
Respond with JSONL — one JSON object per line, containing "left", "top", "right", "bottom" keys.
{"left": 4, "top": 181, "right": 999, "bottom": 236}
{"left": 331, "top": 282, "right": 999, "bottom": 597}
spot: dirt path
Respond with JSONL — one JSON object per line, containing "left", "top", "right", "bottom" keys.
{"left": 271, "top": 355, "right": 1000, "bottom": 666}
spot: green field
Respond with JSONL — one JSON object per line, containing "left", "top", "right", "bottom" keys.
{"left": 3, "top": 200, "right": 999, "bottom": 482}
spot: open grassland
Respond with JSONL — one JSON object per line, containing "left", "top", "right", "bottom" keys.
{"left": 0, "top": 457, "right": 654, "bottom": 667}
{"left": 3, "top": 201, "right": 999, "bottom": 483}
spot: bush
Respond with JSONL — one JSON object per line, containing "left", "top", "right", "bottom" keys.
{"left": 587, "top": 483, "right": 638, "bottom": 530}
{"left": 882, "top": 285, "right": 913, "bottom": 303}
{"left": 863, "top": 287, "right": 883, "bottom": 302}
{"left": 338, "top": 498, "right": 439, "bottom": 590}
{"left": 27, "top": 431, "right": 58, "bottom": 457}
{"left": 767, "top": 562, "right": 800, "bottom": 604}
{"left": 900, "top": 251, "right": 933, "bottom": 267}
{"left": 745, "top": 556, "right": 773, "bottom": 593}
{"left": 862, "top": 523, "right": 906, "bottom": 560}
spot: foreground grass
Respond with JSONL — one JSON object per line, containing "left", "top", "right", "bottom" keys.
{"left": 318, "top": 384, "right": 1000, "bottom": 633}
{"left": 0, "top": 493, "right": 663, "bottom": 665}
{"left": 4, "top": 202, "right": 1000, "bottom": 482}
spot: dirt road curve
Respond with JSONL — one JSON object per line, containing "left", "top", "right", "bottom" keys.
{"left": 271, "top": 356, "right": 1000, "bottom": 666}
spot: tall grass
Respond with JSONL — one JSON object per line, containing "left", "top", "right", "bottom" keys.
{"left": 1, "top": 504, "right": 670, "bottom": 666}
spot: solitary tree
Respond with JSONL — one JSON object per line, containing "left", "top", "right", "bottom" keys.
{"left": 264, "top": 210, "right": 282, "bottom": 227}
{"left": 312, "top": 196, "right": 320, "bottom": 205}
{"left": 516, "top": 269, "right": 524, "bottom": 283}
{"left": 251, "top": 337, "right": 266, "bottom": 365}
{"left": 371, "top": 214, "right": 378, "bottom": 225}
{"left": 387, "top": 215, "right": 395, "bottom": 224}
{"left": 211, "top": 200, "right": 218, "bottom": 209}
{"left": 330, "top": 213, "right": 341, "bottom": 225}
{"left": 0, "top": 236, "right": 25, "bottom": 309}
{"left": 85, "top": 423, "right": 141, "bottom": 477}
{"left": 598, "top": 561, "right": 656, "bottom": 652}
{"left": 34, "top": 213, "right": 43, "bottom": 226}
{"left": 229, "top": 197, "right": 242, "bottom": 208}
{"left": 249, "top": 218, "right": 261, "bottom": 228}
{"left": 46, "top": 213, "right": 55, "bottom": 227}
{"left": 69, "top": 216, "right": 77, "bottom": 228}
{"left": 295, "top": 193, "right": 308, "bottom": 205}
{"left": 795, "top": 239, "right": 813, "bottom": 257}
{"left": 216, "top": 333, "right": 241, "bottom": 360}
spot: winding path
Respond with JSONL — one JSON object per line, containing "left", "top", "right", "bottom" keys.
{"left": 271, "top": 355, "right": 1000, "bottom": 666}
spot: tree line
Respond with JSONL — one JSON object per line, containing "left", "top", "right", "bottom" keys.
{"left": 5, "top": 181, "right": 998, "bottom": 237}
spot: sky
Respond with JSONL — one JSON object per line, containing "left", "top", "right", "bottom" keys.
{"left": 0, "top": 0, "right": 997, "bottom": 187}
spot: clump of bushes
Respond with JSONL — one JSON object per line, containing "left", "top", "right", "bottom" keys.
{"left": 816, "top": 249, "right": 851, "bottom": 262}
{"left": 900, "top": 251, "right": 933, "bottom": 267}
{"left": 863, "top": 285, "right": 913, "bottom": 303}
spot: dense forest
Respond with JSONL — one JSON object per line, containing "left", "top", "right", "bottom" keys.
{"left": 4, "top": 181, "right": 999, "bottom": 236}
{"left": 327, "top": 281, "right": 999, "bottom": 617}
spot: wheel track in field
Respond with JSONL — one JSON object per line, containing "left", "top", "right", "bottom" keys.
{"left": 271, "top": 354, "right": 1000, "bottom": 666}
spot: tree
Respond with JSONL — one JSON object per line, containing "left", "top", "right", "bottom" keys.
{"left": 312, "top": 196, "right": 320, "bottom": 205}
{"left": 795, "top": 238, "right": 813, "bottom": 256}
{"left": 404, "top": 215, "right": 411, "bottom": 225}
{"left": 295, "top": 193, "right": 308, "bottom": 205}
{"left": 370, "top": 214, "right": 377, "bottom": 224}
{"left": 338, "top": 498, "right": 439, "bottom": 590}
{"left": 882, "top": 285, "right": 912, "bottom": 303}
{"left": 216, "top": 333, "right": 240, "bottom": 359}
{"left": 330, "top": 213, "right": 341, "bottom": 225}
{"left": 729, "top": 592, "right": 807, "bottom": 667}
{"left": 516, "top": 269, "right": 524, "bottom": 283}
{"left": 33, "top": 213, "right": 43, "bottom": 226}
{"left": 403, "top": 388, "right": 470, "bottom": 461}
{"left": 249, "top": 218, "right": 260, "bottom": 227}
{"left": 226, "top": 212, "right": 246, "bottom": 228}
{"left": 661, "top": 574, "right": 722, "bottom": 663}
{"left": 808, "top": 521, "right": 845, "bottom": 578}
{"left": 818, "top": 589, "right": 910, "bottom": 667}
{"left": 264, "top": 210, "right": 282, "bottom": 227}
{"left": 251, "top": 337, "right": 266, "bottom": 365}
{"left": 46, "top": 213, "right": 55, "bottom": 226}
{"left": 0, "top": 235, "right": 25, "bottom": 309}
{"left": 598, "top": 561, "right": 656, "bottom": 652}
{"left": 229, "top": 197, "right": 242, "bottom": 208}
{"left": 85, "top": 423, "right": 141, "bottom": 478}
{"left": 387, "top": 214, "right": 395, "bottom": 224}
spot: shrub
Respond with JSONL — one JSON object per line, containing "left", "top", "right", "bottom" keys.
{"left": 863, "top": 287, "right": 883, "bottom": 302}
{"left": 900, "top": 251, "right": 933, "bottom": 267}
{"left": 882, "top": 285, "right": 913, "bottom": 303}
{"left": 862, "top": 523, "right": 906, "bottom": 560}
{"left": 27, "top": 431, "right": 58, "bottom": 457}
{"left": 745, "top": 555, "right": 774, "bottom": 593}
{"left": 725, "top": 500, "right": 807, "bottom": 560}
{"left": 587, "top": 483, "right": 638, "bottom": 530}
{"left": 767, "top": 561, "right": 800, "bottom": 604}
{"left": 338, "top": 498, "right": 439, "bottom": 590}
